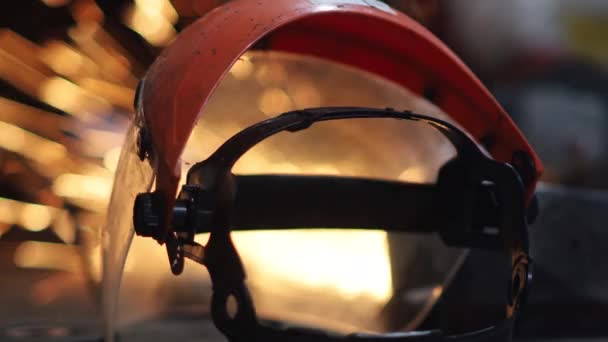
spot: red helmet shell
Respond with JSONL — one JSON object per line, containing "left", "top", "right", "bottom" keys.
{"left": 140, "top": 0, "right": 542, "bottom": 241}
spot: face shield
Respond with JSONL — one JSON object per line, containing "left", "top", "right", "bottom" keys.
{"left": 105, "top": 54, "right": 534, "bottom": 342}
{"left": 104, "top": 50, "right": 466, "bottom": 336}
{"left": 102, "top": 1, "right": 541, "bottom": 341}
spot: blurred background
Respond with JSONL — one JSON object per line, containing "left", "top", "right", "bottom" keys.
{"left": 0, "top": 0, "right": 607, "bottom": 341}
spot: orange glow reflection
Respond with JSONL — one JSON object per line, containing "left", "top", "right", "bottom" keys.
{"left": 233, "top": 230, "right": 392, "bottom": 301}
{"left": 40, "top": 0, "right": 72, "bottom": 7}
{"left": 0, "top": 197, "right": 71, "bottom": 232}
{"left": 68, "top": 23, "right": 137, "bottom": 85}
{"left": 40, "top": 77, "right": 111, "bottom": 121}
{"left": 230, "top": 55, "right": 254, "bottom": 80}
{"left": 103, "top": 147, "right": 122, "bottom": 172}
{"left": 0, "top": 29, "right": 51, "bottom": 76}
{"left": 78, "top": 77, "right": 136, "bottom": 110}
{"left": 0, "top": 198, "right": 19, "bottom": 225}
{"left": 19, "top": 204, "right": 53, "bottom": 232}
{"left": 0, "top": 121, "right": 67, "bottom": 165}
{"left": 123, "top": 2, "right": 177, "bottom": 47}
{"left": 53, "top": 173, "right": 113, "bottom": 202}
{"left": 258, "top": 87, "right": 293, "bottom": 116}
{"left": 135, "top": 0, "right": 179, "bottom": 24}
{"left": 14, "top": 241, "right": 80, "bottom": 271}
{"left": 40, "top": 40, "right": 99, "bottom": 79}
{"left": 0, "top": 97, "right": 73, "bottom": 144}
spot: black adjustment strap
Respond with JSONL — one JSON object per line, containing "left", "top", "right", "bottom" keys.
{"left": 182, "top": 173, "right": 505, "bottom": 246}
{"left": 231, "top": 174, "right": 508, "bottom": 245}
{"left": 231, "top": 175, "right": 436, "bottom": 232}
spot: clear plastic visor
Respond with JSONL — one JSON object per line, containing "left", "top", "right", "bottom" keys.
{"left": 104, "top": 51, "right": 468, "bottom": 336}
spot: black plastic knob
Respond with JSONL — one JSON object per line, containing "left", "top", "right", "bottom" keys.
{"left": 133, "top": 192, "right": 164, "bottom": 239}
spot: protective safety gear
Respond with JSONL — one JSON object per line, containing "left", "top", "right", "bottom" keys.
{"left": 102, "top": 1, "right": 542, "bottom": 341}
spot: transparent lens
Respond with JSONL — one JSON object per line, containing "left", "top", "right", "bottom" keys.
{"left": 102, "top": 117, "right": 155, "bottom": 341}
{"left": 105, "top": 51, "right": 468, "bottom": 336}
{"left": 183, "top": 51, "right": 466, "bottom": 333}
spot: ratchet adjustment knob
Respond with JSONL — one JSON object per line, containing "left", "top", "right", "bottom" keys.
{"left": 133, "top": 192, "right": 165, "bottom": 240}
